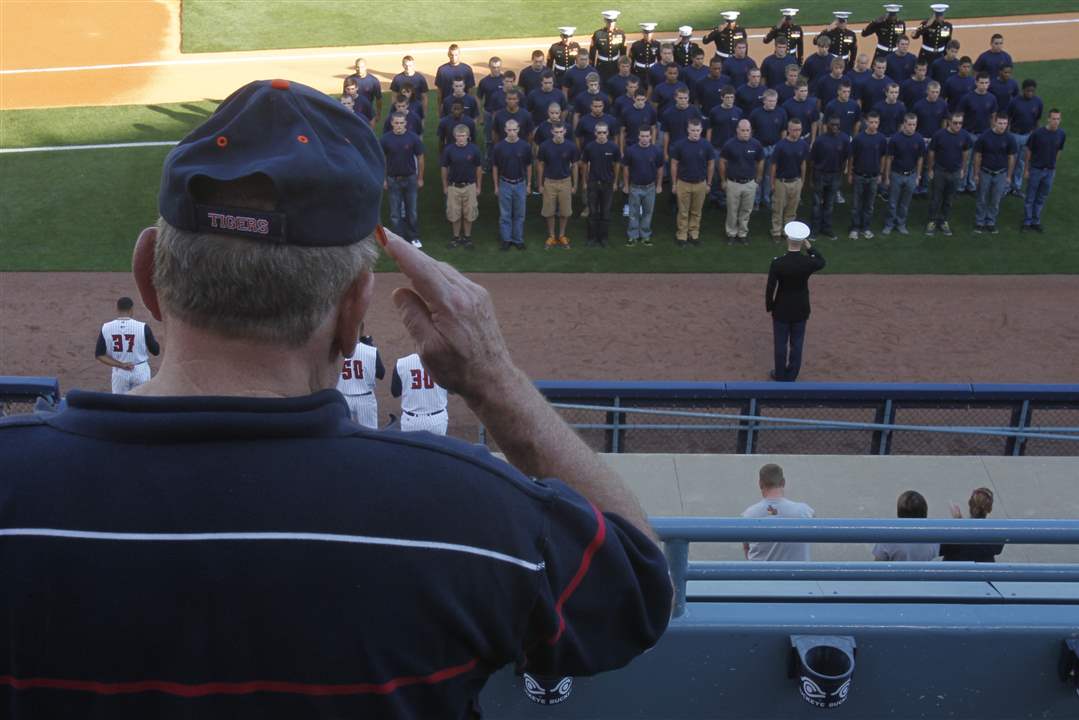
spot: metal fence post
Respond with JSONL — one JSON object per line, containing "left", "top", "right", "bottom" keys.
{"left": 664, "top": 539, "right": 689, "bottom": 618}
{"left": 745, "top": 398, "right": 759, "bottom": 454}
{"left": 611, "top": 396, "right": 622, "bottom": 453}
{"left": 874, "top": 399, "right": 895, "bottom": 455}
{"left": 1008, "top": 400, "right": 1031, "bottom": 457}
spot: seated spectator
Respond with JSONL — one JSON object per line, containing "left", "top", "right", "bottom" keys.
{"left": 741, "top": 463, "right": 815, "bottom": 561}
{"left": 872, "top": 490, "right": 938, "bottom": 561}
{"left": 941, "top": 487, "right": 1005, "bottom": 562}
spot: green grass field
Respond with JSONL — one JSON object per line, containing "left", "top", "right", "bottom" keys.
{"left": 1, "top": 59, "right": 1077, "bottom": 273}
{"left": 181, "top": 0, "right": 1079, "bottom": 53}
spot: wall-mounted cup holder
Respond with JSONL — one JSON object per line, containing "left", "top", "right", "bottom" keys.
{"left": 790, "top": 635, "right": 857, "bottom": 708}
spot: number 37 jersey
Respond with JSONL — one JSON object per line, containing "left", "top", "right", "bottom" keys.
{"left": 98, "top": 317, "right": 151, "bottom": 365}
{"left": 394, "top": 353, "right": 447, "bottom": 415}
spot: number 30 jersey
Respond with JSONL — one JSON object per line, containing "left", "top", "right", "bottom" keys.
{"left": 394, "top": 353, "right": 447, "bottom": 415}
{"left": 98, "top": 317, "right": 151, "bottom": 365}
{"left": 337, "top": 341, "right": 381, "bottom": 396}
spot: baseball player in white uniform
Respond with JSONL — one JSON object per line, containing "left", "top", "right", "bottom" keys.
{"left": 391, "top": 353, "right": 449, "bottom": 435}
{"left": 336, "top": 330, "right": 385, "bottom": 429}
{"left": 94, "top": 296, "right": 160, "bottom": 394}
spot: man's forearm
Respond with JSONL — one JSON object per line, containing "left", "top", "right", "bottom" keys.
{"left": 470, "top": 365, "right": 656, "bottom": 541}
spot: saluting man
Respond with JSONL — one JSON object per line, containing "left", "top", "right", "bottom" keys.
{"left": 590, "top": 10, "right": 627, "bottom": 82}
{"left": 863, "top": 4, "right": 907, "bottom": 61}
{"left": 764, "top": 8, "right": 806, "bottom": 64}
{"left": 821, "top": 11, "right": 859, "bottom": 69}
{"left": 704, "top": 11, "right": 747, "bottom": 61}
{"left": 913, "top": 4, "right": 954, "bottom": 65}
{"left": 673, "top": 26, "right": 701, "bottom": 68}
{"left": 547, "top": 27, "right": 581, "bottom": 86}
{"left": 630, "top": 23, "right": 662, "bottom": 89}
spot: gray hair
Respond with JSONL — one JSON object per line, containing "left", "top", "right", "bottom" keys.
{"left": 153, "top": 219, "right": 377, "bottom": 345}
{"left": 586, "top": 72, "right": 601, "bottom": 84}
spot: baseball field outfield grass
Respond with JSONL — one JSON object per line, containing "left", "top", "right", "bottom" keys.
{"left": 1, "top": 59, "right": 1076, "bottom": 274}
{"left": 181, "top": 0, "right": 1079, "bottom": 53}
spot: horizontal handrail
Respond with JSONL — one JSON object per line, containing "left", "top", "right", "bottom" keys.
{"left": 686, "top": 561, "right": 1079, "bottom": 583}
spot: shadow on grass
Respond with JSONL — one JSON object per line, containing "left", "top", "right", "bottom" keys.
{"left": 145, "top": 103, "right": 214, "bottom": 126}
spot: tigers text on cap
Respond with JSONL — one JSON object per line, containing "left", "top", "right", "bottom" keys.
{"left": 721, "top": 11, "right": 740, "bottom": 21}
{"left": 883, "top": 3, "right": 903, "bottom": 12}
{"left": 639, "top": 22, "right": 657, "bottom": 32}
{"left": 601, "top": 10, "right": 620, "bottom": 20}
{"left": 160, "top": 79, "right": 384, "bottom": 248}
{"left": 834, "top": 10, "right": 852, "bottom": 19}
{"left": 780, "top": 8, "right": 799, "bottom": 16}
{"left": 678, "top": 25, "right": 693, "bottom": 36}
{"left": 930, "top": 3, "right": 949, "bottom": 12}
{"left": 558, "top": 26, "right": 576, "bottom": 36}
{"left": 784, "top": 221, "right": 811, "bottom": 240}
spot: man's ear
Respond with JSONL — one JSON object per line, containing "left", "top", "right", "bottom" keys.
{"left": 132, "top": 226, "right": 163, "bottom": 321}
{"left": 333, "top": 270, "right": 375, "bottom": 359}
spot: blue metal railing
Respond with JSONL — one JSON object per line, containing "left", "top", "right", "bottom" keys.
{"left": 653, "top": 517, "right": 1079, "bottom": 617}
{"left": 0, "top": 376, "right": 60, "bottom": 412}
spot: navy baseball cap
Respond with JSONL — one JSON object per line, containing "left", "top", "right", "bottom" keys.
{"left": 159, "top": 78, "right": 384, "bottom": 247}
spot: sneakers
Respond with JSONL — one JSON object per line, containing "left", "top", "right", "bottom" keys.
{"left": 988, "top": 225, "right": 999, "bottom": 234}
{"left": 514, "top": 242, "right": 526, "bottom": 251}
{"left": 880, "top": 226, "right": 893, "bottom": 236}
{"left": 897, "top": 226, "right": 910, "bottom": 235}
{"left": 973, "top": 225, "right": 985, "bottom": 234}
{"left": 1032, "top": 224, "right": 1044, "bottom": 233}
{"left": 622, "top": 204, "right": 630, "bottom": 217}
{"left": 580, "top": 207, "right": 590, "bottom": 218}
{"left": 1020, "top": 224, "right": 1030, "bottom": 232}
{"left": 461, "top": 236, "right": 475, "bottom": 249}
{"left": 499, "top": 241, "right": 511, "bottom": 251}
{"left": 676, "top": 240, "right": 688, "bottom": 248}
{"left": 738, "top": 236, "right": 749, "bottom": 246}
{"left": 726, "top": 236, "right": 735, "bottom": 246}
{"left": 410, "top": 238, "right": 423, "bottom": 248}
{"left": 862, "top": 229, "right": 875, "bottom": 240}
{"left": 559, "top": 235, "right": 571, "bottom": 248}
{"left": 689, "top": 238, "right": 701, "bottom": 246}
{"left": 848, "top": 230, "right": 859, "bottom": 240}
{"left": 545, "top": 235, "right": 558, "bottom": 250}
{"left": 641, "top": 237, "right": 653, "bottom": 246}
{"left": 626, "top": 238, "right": 637, "bottom": 246}
{"left": 835, "top": 191, "right": 845, "bottom": 205}
{"left": 448, "top": 236, "right": 460, "bottom": 249}
{"left": 925, "top": 222, "right": 936, "bottom": 236}
{"left": 940, "top": 222, "right": 953, "bottom": 236}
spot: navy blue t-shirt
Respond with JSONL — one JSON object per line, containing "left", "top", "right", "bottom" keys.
{"left": 518, "top": 65, "right": 547, "bottom": 96}
{"left": 801, "top": 52, "right": 835, "bottom": 87}
{"left": 735, "top": 83, "right": 767, "bottom": 114}
{"left": 750, "top": 106, "right": 788, "bottom": 147}
{"left": 989, "top": 77, "right": 1018, "bottom": 115}
{"left": 901, "top": 77, "right": 930, "bottom": 108}
{"left": 681, "top": 65, "right": 710, "bottom": 98}
{"left": 441, "top": 93, "right": 479, "bottom": 119}
{"left": 930, "top": 56, "right": 960, "bottom": 85}
{"left": 944, "top": 74, "right": 975, "bottom": 112}
{"left": 887, "top": 131, "right": 926, "bottom": 173}
{"left": 651, "top": 80, "right": 689, "bottom": 115}
{"left": 848, "top": 68, "right": 872, "bottom": 101}
{"left": 576, "top": 112, "right": 620, "bottom": 146}
{"left": 669, "top": 138, "right": 715, "bottom": 182}
{"left": 477, "top": 74, "right": 505, "bottom": 113}
{"left": 528, "top": 88, "right": 567, "bottom": 124}
{"left": 537, "top": 139, "right": 580, "bottom": 179}
{"left": 1007, "top": 95, "right": 1043, "bottom": 134}
{"left": 623, "top": 142, "right": 664, "bottom": 185}
{"left": 582, "top": 140, "right": 622, "bottom": 182}
{"left": 606, "top": 72, "right": 643, "bottom": 101}
{"left": 973, "top": 49, "right": 1013, "bottom": 80}
{"left": 345, "top": 73, "right": 382, "bottom": 104}
{"left": 885, "top": 52, "right": 916, "bottom": 83}
{"left": 811, "top": 131, "right": 851, "bottom": 172}
{"left": 761, "top": 54, "right": 797, "bottom": 88}
{"left": 723, "top": 56, "right": 758, "bottom": 87}
{"left": 776, "top": 82, "right": 797, "bottom": 106}
{"left": 381, "top": 111, "right": 423, "bottom": 136}
{"left": 493, "top": 107, "right": 534, "bottom": 140}
{"left": 572, "top": 90, "right": 612, "bottom": 117}
{"left": 532, "top": 120, "right": 559, "bottom": 147}
{"left": 434, "top": 61, "right": 476, "bottom": 97}
{"left": 380, "top": 131, "right": 425, "bottom": 177}
{"left": 782, "top": 97, "right": 818, "bottom": 134}
{"left": 823, "top": 98, "right": 861, "bottom": 136}
{"left": 661, "top": 105, "right": 707, "bottom": 144}
{"left": 929, "top": 127, "right": 973, "bottom": 171}
{"left": 492, "top": 139, "right": 533, "bottom": 181}
{"left": 347, "top": 93, "right": 375, "bottom": 122}
{"left": 562, "top": 64, "right": 598, "bottom": 98}
{"left": 437, "top": 114, "right": 476, "bottom": 146}
{"left": 440, "top": 142, "right": 482, "bottom": 183}
{"left": 1027, "top": 126, "right": 1066, "bottom": 170}
{"left": 859, "top": 74, "right": 891, "bottom": 113}
{"left": 913, "top": 97, "right": 948, "bottom": 137}
{"left": 621, "top": 104, "right": 658, "bottom": 146}
{"left": 974, "top": 129, "right": 1018, "bottom": 172}
{"left": 720, "top": 137, "right": 765, "bottom": 179}
{"left": 695, "top": 75, "right": 733, "bottom": 115}
{"left": 872, "top": 100, "right": 907, "bottom": 136}
{"left": 772, "top": 137, "right": 809, "bottom": 179}
{"left": 958, "top": 91, "right": 998, "bottom": 134}
{"left": 814, "top": 73, "right": 848, "bottom": 106}
{"left": 708, "top": 105, "right": 743, "bottom": 149}
{"left": 390, "top": 71, "right": 430, "bottom": 97}
{"left": 851, "top": 131, "right": 888, "bottom": 175}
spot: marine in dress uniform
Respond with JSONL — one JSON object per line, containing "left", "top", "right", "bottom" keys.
{"left": 704, "top": 11, "right": 747, "bottom": 60}
{"left": 764, "top": 8, "right": 806, "bottom": 64}
{"left": 630, "top": 23, "right": 661, "bottom": 89}
{"left": 766, "top": 221, "right": 826, "bottom": 383}
{"left": 547, "top": 27, "right": 581, "bottom": 86}
{"left": 822, "top": 11, "right": 858, "bottom": 69}
{"left": 862, "top": 4, "right": 908, "bottom": 60}
{"left": 590, "top": 10, "right": 627, "bottom": 83}
{"left": 912, "top": 4, "right": 954, "bottom": 64}
{"left": 672, "top": 27, "right": 701, "bottom": 68}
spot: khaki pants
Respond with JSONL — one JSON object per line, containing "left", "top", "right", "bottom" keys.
{"left": 771, "top": 177, "right": 803, "bottom": 237}
{"left": 675, "top": 181, "right": 708, "bottom": 240}
{"left": 446, "top": 184, "right": 478, "bottom": 222}
{"left": 725, "top": 180, "right": 756, "bottom": 238}
{"left": 541, "top": 177, "right": 573, "bottom": 217}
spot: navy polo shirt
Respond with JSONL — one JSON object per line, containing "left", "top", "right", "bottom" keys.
{"left": 824, "top": 98, "right": 861, "bottom": 136}
{"left": 901, "top": 77, "right": 930, "bottom": 108}
{"left": 859, "top": 74, "right": 891, "bottom": 113}
{"left": 930, "top": 127, "right": 973, "bottom": 171}
{"left": 572, "top": 90, "right": 612, "bottom": 117}
{"left": 761, "top": 54, "right": 796, "bottom": 88}
{"left": 606, "top": 72, "right": 642, "bottom": 101}
{"left": 382, "top": 111, "right": 423, "bottom": 136}
{"left": 669, "top": 138, "right": 715, "bottom": 182}
{"left": 885, "top": 52, "right": 916, "bottom": 83}
{"left": 750, "top": 106, "right": 787, "bottom": 147}
{"left": 477, "top": 74, "right": 505, "bottom": 113}
{"left": 380, "top": 131, "right": 425, "bottom": 177}
{"left": 811, "top": 131, "right": 851, "bottom": 172}
{"left": 576, "top": 112, "right": 620, "bottom": 145}
{"left": 913, "top": 97, "right": 948, "bottom": 137}
{"left": 887, "top": 131, "right": 926, "bottom": 173}
{"left": 623, "top": 142, "right": 664, "bottom": 185}
{"left": 651, "top": 80, "right": 688, "bottom": 115}
{"left": 974, "top": 49, "right": 1013, "bottom": 80}
{"left": 695, "top": 75, "right": 733, "bottom": 115}
{"left": 492, "top": 139, "right": 533, "bottom": 180}
{"left": 390, "top": 71, "right": 430, "bottom": 97}
{"left": 772, "top": 137, "right": 809, "bottom": 179}
{"left": 1027, "top": 126, "right": 1066, "bottom": 170}
{"left": 801, "top": 53, "right": 835, "bottom": 87}
{"left": 944, "top": 74, "right": 975, "bottom": 112}
{"left": 958, "top": 91, "right": 997, "bottom": 134}
{"left": 493, "top": 108, "right": 534, "bottom": 139}
{"left": 974, "top": 129, "right": 1018, "bottom": 172}
{"left": 434, "top": 61, "right": 476, "bottom": 97}
{"left": 661, "top": 105, "right": 707, "bottom": 144}
{"left": 851, "top": 131, "right": 888, "bottom": 175}
{"left": 441, "top": 93, "right": 479, "bottom": 118}
{"left": 720, "top": 137, "right": 765, "bottom": 179}
{"left": 708, "top": 105, "right": 743, "bottom": 148}
{"left": 1007, "top": 95, "right": 1043, "bottom": 134}
{"left": 437, "top": 114, "right": 476, "bottom": 146}
{"left": 582, "top": 140, "right": 622, "bottom": 182}
{"left": 735, "top": 83, "right": 766, "bottom": 114}
{"left": 527, "top": 88, "right": 566, "bottom": 124}
{"left": 722, "top": 56, "right": 757, "bottom": 87}
{"left": 440, "top": 142, "right": 482, "bottom": 183}
{"left": 562, "top": 64, "right": 597, "bottom": 98}
{"left": 990, "top": 78, "right": 1018, "bottom": 114}
{"left": 814, "top": 73, "right": 848, "bottom": 106}
{"left": 537, "top": 139, "right": 579, "bottom": 179}
{"left": 930, "top": 56, "right": 959, "bottom": 85}
{"left": 782, "top": 97, "right": 819, "bottom": 134}
{"left": 872, "top": 100, "right": 907, "bottom": 136}
{"left": 621, "top": 104, "right": 658, "bottom": 145}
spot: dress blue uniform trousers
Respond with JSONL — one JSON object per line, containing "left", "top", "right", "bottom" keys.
{"left": 773, "top": 319, "right": 807, "bottom": 381}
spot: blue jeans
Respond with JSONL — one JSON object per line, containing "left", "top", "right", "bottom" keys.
{"left": 885, "top": 171, "right": 917, "bottom": 230}
{"left": 627, "top": 184, "right": 657, "bottom": 240}
{"left": 850, "top": 174, "right": 879, "bottom": 231}
{"left": 916, "top": 139, "right": 931, "bottom": 193}
{"left": 498, "top": 179, "right": 526, "bottom": 244}
{"left": 1023, "top": 167, "right": 1055, "bottom": 226}
{"left": 962, "top": 146, "right": 977, "bottom": 191}
{"left": 811, "top": 172, "right": 841, "bottom": 236}
{"left": 482, "top": 111, "right": 495, "bottom": 170}
{"left": 930, "top": 168, "right": 961, "bottom": 223}
{"left": 975, "top": 170, "right": 1008, "bottom": 226}
{"left": 773, "top": 319, "right": 807, "bottom": 381}
{"left": 1010, "top": 132, "right": 1030, "bottom": 192}
{"left": 756, "top": 144, "right": 776, "bottom": 206}
{"left": 387, "top": 175, "right": 419, "bottom": 241}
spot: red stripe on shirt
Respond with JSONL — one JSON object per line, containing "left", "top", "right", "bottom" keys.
{"left": 548, "top": 501, "right": 607, "bottom": 645}
{"left": 0, "top": 658, "right": 477, "bottom": 698}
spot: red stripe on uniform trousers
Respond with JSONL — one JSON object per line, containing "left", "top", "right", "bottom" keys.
{"left": 547, "top": 501, "right": 608, "bottom": 645}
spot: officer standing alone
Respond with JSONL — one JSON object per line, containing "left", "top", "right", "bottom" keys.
{"left": 766, "top": 221, "right": 826, "bottom": 383}
{"left": 591, "top": 11, "right": 627, "bottom": 83}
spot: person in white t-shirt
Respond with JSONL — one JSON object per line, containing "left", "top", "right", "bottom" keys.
{"left": 872, "top": 490, "right": 939, "bottom": 562}
{"left": 741, "top": 463, "right": 815, "bottom": 561}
